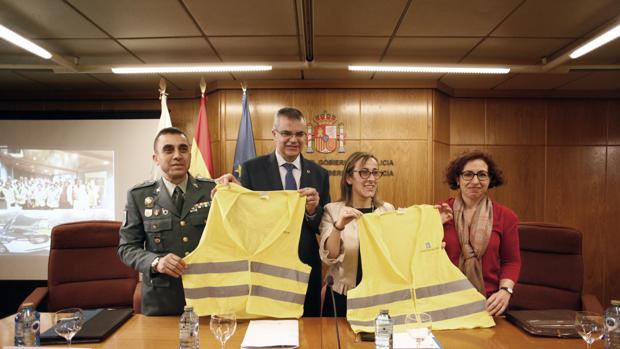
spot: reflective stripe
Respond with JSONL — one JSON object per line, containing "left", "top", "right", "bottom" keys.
{"left": 250, "top": 285, "right": 306, "bottom": 305}
{"left": 347, "top": 289, "right": 411, "bottom": 310}
{"left": 348, "top": 300, "right": 486, "bottom": 328}
{"left": 426, "top": 300, "right": 487, "bottom": 321}
{"left": 348, "top": 314, "right": 408, "bottom": 328}
{"left": 415, "top": 279, "right": 473, "bottom": 299}
{"left": 184, "top": 285, "right": 249, "bottom": 299}
{"left": 250, "top": 261, "right": 310, "bottom": 283}
{"left": 184, "top": 260, "right": 247, "bottom": 274}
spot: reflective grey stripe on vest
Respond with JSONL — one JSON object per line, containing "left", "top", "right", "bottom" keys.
{"left": 250, "top": 285, "right": 306, "bottom": 305}
{"left": 184, "top": 284, "right": 249, "bottom": 299}
{"left": 426, "top": 300, "right": 487, "bottom": 321}
{"left": 184, "top": 260, "right": 247, "bottom": 274}
{"left": 415, "top": 279, "right": 474, "bottom": 299}
{"left": 250, "top": 261, "right": 310, "bottom": 283}
{"left": 347, "top": 300, "right": 487, "bottom": 328}
{"left": 347, "top": 289, "right": 411, "bottom": 310}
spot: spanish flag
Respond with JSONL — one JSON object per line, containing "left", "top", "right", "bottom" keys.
{"left": 189, "top": 95, "right": 214, "bottom": 179}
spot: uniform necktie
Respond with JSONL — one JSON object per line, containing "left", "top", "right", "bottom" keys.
{"left": 282, "top": 163, "right": 297, "bottom": 190}
{"left": 172, "top": 186, "right": 184, "bottom": 212}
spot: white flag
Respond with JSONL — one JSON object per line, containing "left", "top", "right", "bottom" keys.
{"left": 152, "top": 91, "right": 173, "bottom": 179}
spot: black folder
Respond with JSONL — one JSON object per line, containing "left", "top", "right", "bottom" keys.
{"left": 41, "top": 308, "right": 133, "bottom": 345}
{"left": 505, "top": 309, "right": 580, "bottom": 338}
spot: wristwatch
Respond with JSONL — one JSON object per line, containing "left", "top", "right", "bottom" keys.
{"left": 150, "top": 256, "right": 161, "bottom": 273}
{"left": 500, "top": 286, "right": 514, "bottom": 295}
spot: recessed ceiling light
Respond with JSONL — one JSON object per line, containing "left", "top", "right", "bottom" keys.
{"left": 570, "top": 24, "right": 620, "bottom": 59}
{"left": 349, "top": 65, "right": 510, "bottom": 74}
{"left": 0, "top": 24, "right": 52, "bottom": 59}
{"left": 111, "top": 65, "right": 273, "bottom": 74}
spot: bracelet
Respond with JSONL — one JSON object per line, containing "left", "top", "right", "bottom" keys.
{"left": 333, "top": 222, "right": 344, "bottom": 231}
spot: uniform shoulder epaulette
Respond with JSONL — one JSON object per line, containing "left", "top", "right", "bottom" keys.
{"left": 195, "top": 177, "right": 215, "bottom": 183}
{"left": 131, "top": 179, "right": 157, "bottom": 190}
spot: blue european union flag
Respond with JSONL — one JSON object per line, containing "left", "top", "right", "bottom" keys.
{"left": 232, "top": 90, "right": 256, "bottom": 179}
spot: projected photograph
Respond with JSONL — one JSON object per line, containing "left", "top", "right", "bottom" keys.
{"left": 0, "top": 148, "right": 114, "bottom": 255}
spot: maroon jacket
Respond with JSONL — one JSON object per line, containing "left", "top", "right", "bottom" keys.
{"left": 442, "top": 197, "right": 521, "bottom": 296}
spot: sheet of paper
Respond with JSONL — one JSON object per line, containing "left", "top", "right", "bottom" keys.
{"left": 240, "top": 319, "right": 299, "bottom": 349}
{"left": 394, "top": 331, "right": 442, "bottom": 349}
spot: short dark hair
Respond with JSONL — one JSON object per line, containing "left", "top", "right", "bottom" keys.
{"left": 445, "top": 150, "right": 505, "bottom": 190}
{"left": 273, "top": 107, "right": 305, "bottom": 129}
{"left": 153, "top": 127, "right": 188, "bottom": 151}
{"left": 339, "top": 151, "right": 384, "bottom": 208}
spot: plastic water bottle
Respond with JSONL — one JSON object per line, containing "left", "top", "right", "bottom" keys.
{"left": 605, "top": 300, "right": 620, "bottom": 349}
{"left": 375, "top": 309, "right": 393, "bottom": 349}
{"left": 14, "top": 302, "right": 40, "bottom": 347}
{"left": 179, "top": 306, "right": 199, "bottom": 349}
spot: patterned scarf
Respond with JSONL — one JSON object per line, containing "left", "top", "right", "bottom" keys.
{"left": 453, "top": 194, "right": 493, "bottom": 295}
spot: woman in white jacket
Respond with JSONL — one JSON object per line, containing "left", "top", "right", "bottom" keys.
{"left": 319, "top": 151, "right": 394, "bottom": 316}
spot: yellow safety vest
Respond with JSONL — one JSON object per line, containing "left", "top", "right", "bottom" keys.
{"left": 182, "top": 184, "right": 310, "bottom": 319}
{"left": 346, "top": 205, "right": 495, "bottom": 333}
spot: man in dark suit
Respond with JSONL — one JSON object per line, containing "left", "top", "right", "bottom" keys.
{"left": 240, "top": 107, "right": 330, "bottom": 317}
{"left": 118, "top": 127, "right": 215, "bottom": 315}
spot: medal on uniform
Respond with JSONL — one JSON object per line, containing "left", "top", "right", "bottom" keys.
{"left": 144, "top": 196, "right": 154, "bottom": 208}
{"left": 154, "top": 208, "right": 160, "bottom": 216}
{"left": 162, "top": 208, "right": 169, "bottom": 215}
{"left": 144, "top": 209, "right": 152, "bottom": 217}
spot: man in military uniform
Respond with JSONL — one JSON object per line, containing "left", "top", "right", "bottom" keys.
{"left": 118, "top": 127, "right": 215, "bottom": 316}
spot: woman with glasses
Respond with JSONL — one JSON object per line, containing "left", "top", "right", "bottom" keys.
{"left": 442, "top": 150, "right": 521, "bottom": 316}
{"left": 318, "top": 151, "right": 394, "bottom": 316}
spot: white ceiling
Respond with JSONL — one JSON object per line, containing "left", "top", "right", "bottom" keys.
{"left": 0, "top": 0, "right": 619, "bottom": 96}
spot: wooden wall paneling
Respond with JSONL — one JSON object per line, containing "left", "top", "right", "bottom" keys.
{"left": 606, "top": 146, "right": 620, "bottom": 304}
{"left": 608, "top": 100, "right": 620, "bottom": 145}
{"left": 547, "top": 100, "right": 608, "bottom": 145}
{"left": 167, "top": 99, "right": 196, "bottom": 137}
{"left": 361, "top": 140, "right": 429, "bottom": 208}
{"left": 545, "top": 146, "right": 607, "bottom": 303}
{"left": 360, "top": 90, "right": 429, "bottom": 140}
{"left": 292, "top": 89, "right": 362, "bottom": 140}
{"left": 486, "top": 99, "right": 546, "bottom": 145}
{"left": 432, "top": 91, "right": 450, "bottom": 144}
{"left": 306, "top": 141, "right": 362, "bottom": 204}
{"left": 432, "top": 142, "right": 451, "bottom": 202}
{"left": 484, "top": 146, "right": 545, "bottom": 222}
{"left": 224, "top": 89, "right": 294, "bottom": 141}
{"left": 450, "top": 99, "right": 485, "bottom": 144}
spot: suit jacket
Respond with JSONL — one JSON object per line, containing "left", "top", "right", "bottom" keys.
{"left": 240, "top": 152, "right": 330, "bottom": 316}
{"left": 118, "top": 174, "right": 216, "bottom": 316}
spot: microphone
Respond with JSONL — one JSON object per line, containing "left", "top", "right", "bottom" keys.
{"left": 326, "top": 275, "right": 342, "bottom": 349}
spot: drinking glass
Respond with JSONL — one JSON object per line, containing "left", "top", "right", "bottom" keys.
{"left": 575, "top": 311, "right": 604, "bottom": 349}
{"left": 210, "top": 313, "right": 237, "bottom": 349}
{"left": 53, "top": 308, "right": 84, "bottom": 346}
{"left": 404, "top": 312, "right": 432, "bottom": 349}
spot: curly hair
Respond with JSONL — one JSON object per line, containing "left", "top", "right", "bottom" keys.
{"left": 445, "top": 150, "right": 504, "bottom": 190}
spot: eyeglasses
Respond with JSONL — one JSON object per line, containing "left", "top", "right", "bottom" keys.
{"left": 460, "top": 171, "right": 490, "bottom": 182}
{"left": 352, "top": 169, "right": 383, "bottom": 179}
{"left": 275, "top": 130, "right": 306, "bottom": 139}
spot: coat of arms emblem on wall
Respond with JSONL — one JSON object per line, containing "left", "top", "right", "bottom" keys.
{"left": 306, "top": 111, "right": 345, "bottom": 154}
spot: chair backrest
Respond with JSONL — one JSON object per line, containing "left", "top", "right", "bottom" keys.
{"left": 47, "top": 220, "right": 138, "bottom": 311}
{"left": 510, "top": 222, "right": 583, "bottom": 310}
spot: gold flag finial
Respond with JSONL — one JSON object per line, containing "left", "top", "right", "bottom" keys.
{"left": 200, "top": 77, "right": 206, "bottom": 96}
{"left": 241, "top": 81, "right": 247, "bottom": 93}
{"left": 159, "top": 78, "right": 166, "bottom": 93}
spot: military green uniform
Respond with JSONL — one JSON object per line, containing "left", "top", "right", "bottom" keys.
{"left": 118, "top": 174, "right": 215, "bottom": 316}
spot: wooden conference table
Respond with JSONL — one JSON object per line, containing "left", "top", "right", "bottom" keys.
{"left": 0, "top": 314, "right": 600, "bottom": 349}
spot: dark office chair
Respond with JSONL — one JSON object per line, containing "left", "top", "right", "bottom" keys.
{"left": 21, "top": 220, "right": 138, "bottom": 311}
{"left": 510, "top": 222, "right": 603, "bottom": 313}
